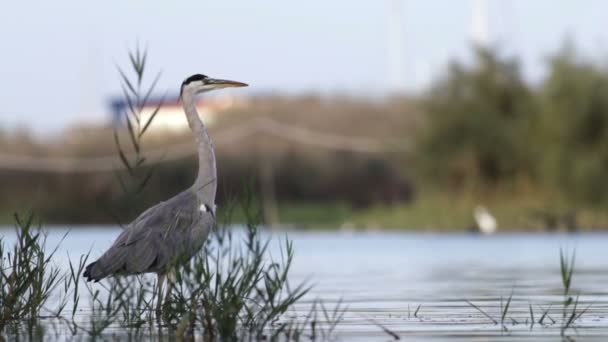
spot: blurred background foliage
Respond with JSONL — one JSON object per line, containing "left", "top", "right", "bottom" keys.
{"left": 418, "top": 43, "right": 608, "bottom": 208}
{"left": 417, "top": 47, "right": 536, "bottom": 191}
{"left": 2, "top": 44, "right": 608, "bottom": 230}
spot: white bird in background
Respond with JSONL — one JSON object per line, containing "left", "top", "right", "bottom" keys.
{"left": 474, "top": 205, "right": 497, "bottom": 235}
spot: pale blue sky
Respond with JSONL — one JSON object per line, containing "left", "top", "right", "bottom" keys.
{"left": 0, "top": 0, "right": 605, "bottom": 134}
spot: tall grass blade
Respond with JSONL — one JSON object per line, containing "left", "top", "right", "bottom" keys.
{"left": 465, "top": 300, "right": 498, "bottom": 325}
{"left": 117, "top": 66, "right": 137, "bottom": 96}
{"left": 501, "top": 291, "right": 513, "bottom": 326}
{"left": 367, "top": 318, "right": 400, "bottom": 340}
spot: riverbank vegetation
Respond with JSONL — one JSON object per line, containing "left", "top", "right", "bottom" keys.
{"left": 0, "top": 203, "right": 350, "bottom": 340}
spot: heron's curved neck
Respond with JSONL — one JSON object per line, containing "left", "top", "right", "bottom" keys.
{"left": 182, "top": 90, "right": 216, "bottom": 203}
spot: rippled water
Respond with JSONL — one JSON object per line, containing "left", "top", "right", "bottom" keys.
{"left": 3, "top": 227, "right": 608, "bottom": 340}
{"left": 285, "top": 231, "right": 608, "bottom": 341}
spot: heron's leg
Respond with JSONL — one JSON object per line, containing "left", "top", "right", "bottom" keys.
{"left": 155, "top": 273, "right": 166, "bottom": 315}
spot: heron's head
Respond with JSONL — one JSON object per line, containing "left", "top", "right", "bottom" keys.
{"left": 180, "top": 74, "right": 248, "bottom": 97}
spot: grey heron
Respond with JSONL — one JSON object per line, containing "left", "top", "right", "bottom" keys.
{"left": 83, "top": 74, "right": 248, "bottom": 311}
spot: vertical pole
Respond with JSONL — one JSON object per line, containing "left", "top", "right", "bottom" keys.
{"left": 388, "top": 0, "right": 406, "bottom": 94}
{"left": 258, "top": 151, "right": 279, "bottom": 228}
{"left": 471, "top": 0, "right": 489, "bottom": 47}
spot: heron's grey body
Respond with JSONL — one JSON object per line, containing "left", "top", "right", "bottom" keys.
{"left": 83, "top": 74, "right": 247, "bottom": 308}
{"left": 83, "top": 190, "right": 214, "bottom": 280}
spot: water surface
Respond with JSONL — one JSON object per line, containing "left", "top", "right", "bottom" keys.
{"left": 2, "top": 226, "right": 608, "bottom": 340}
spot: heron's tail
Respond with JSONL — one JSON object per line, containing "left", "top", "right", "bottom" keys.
{"left": 83, "top": 261, "right": 105, "bottom": 282}
{"left": 83, "top": 247, "right": 130, "bottom": 282}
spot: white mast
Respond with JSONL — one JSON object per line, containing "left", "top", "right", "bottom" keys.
{"left": 388, "top": 0, "right": 406, "bottom": 94}
{"left": 471, "top": 0, "right": 489, "bottom": 47}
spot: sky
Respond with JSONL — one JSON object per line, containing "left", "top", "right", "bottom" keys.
{"left": 0, "top": 0, "right": 606, "bottom": 135}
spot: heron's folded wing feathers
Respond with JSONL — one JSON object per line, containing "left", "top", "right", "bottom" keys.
{"left": 92, "top": 194, "right": 200, "bottom": 277}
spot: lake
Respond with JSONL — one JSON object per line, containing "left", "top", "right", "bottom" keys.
{"left": 2, "top": 226, "right": 608, "bottom": 341}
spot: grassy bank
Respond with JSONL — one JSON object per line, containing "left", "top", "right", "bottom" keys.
{"left": 262, "top": 192, "right": 608, "bottom": 231}
{"left": 3, "top": 193, "right": 607, "bottom": 231}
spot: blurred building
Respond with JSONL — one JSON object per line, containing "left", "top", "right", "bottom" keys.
{"left": 108, "top": 94, "right": 248, "bottom": 134}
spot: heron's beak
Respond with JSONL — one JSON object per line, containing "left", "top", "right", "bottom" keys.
{"left": 205, "top": 78, "right": 249, "bottom": 89}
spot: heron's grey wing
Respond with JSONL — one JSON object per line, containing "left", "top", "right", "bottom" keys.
{"left": 84, "top": 191, "right": 213, "bottom": 281}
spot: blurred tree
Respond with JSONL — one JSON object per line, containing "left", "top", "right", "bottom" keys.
{"left": 417, "top": 47, "right": 536, "bottom": 191}
{"left": 539, "top": 43, "right": 608, "bottom": 204}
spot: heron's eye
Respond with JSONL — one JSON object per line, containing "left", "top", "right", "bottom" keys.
{"left": 199, "top": 204, "right": 209, "bottom": 212}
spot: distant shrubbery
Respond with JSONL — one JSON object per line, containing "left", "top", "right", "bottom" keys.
{"left": 417, "top": 47, "right": 536, "bottom": 189}
{"left": 538, "top": 45, "right": 608, "bottom": 205}
{"left": 0, "top": 137, "right": 412, "bottom": 225}
{"left": 417, "top": 44, "right": 608, "bottom": 207}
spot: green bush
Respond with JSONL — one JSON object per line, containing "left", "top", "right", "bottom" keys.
{"left": 416, "top": 47, "right": 537, "bottom": 191}
{"left": 538, "top": 44, "right": 608, "bottom": 205}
